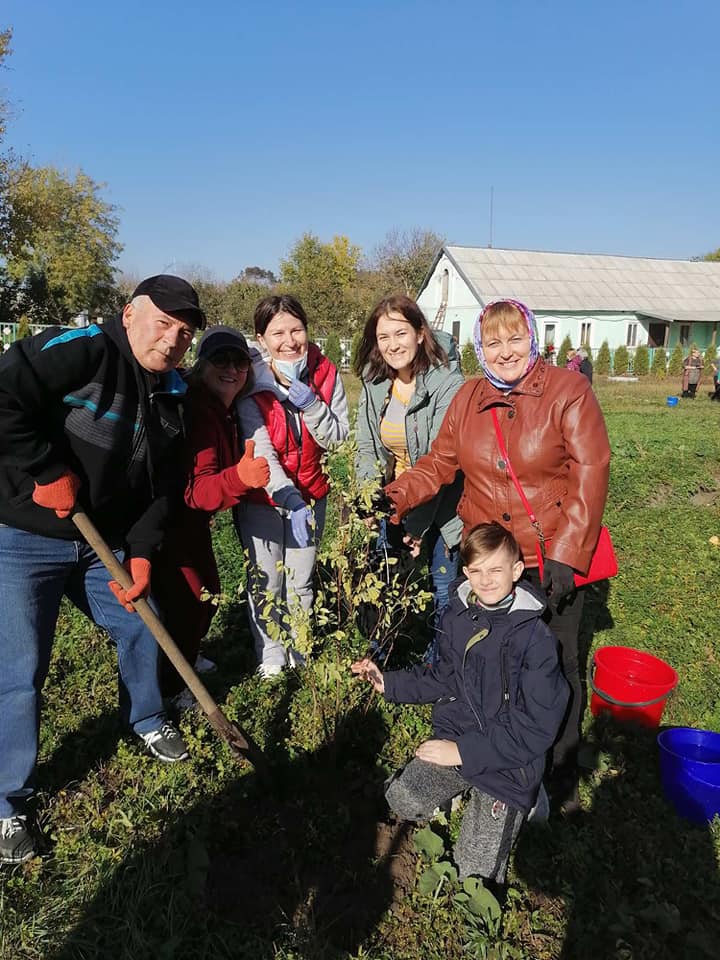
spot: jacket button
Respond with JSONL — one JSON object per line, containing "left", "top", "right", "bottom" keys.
{"left": 502, "top": 512, "right": 511, "bottom": 521}
{"left": 508, "top": 410, "right": 515, "bottom": 419}
{"left": 497, "top": 459, "right": 506, "bottom": 470}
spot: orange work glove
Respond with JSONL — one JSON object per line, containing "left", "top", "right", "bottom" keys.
{"left": 32, "top": 471, "right": 81, "bottom": 518}
{"left": 235, "top": 439, "right": 270, "bottom": 489}
{"left": 108, "top": 558, "right": 152, "bottom": 613}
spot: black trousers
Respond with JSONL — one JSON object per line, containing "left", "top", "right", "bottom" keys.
{"left": 523, "top": 568, "right": 585, "bottom": 769}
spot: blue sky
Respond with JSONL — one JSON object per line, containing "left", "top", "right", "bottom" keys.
{"left": 2, "top": 0, "right": 719, "bottom": 280}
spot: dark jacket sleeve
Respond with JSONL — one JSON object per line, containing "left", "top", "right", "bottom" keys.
{"left": 383, "top": 630, "right": 456, "bottom": 704}
{"left": 456, "top": 621, "right": 569, "bottom": 774}
{"left": 0, "top": 328, "right": 105, "bottom": 483}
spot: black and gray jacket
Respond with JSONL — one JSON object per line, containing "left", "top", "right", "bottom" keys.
{"left": 383, "top": 580, "right": 569, "bottom": 811}
{"left": 0, "top": 315, "right": 187, "bottom": 559}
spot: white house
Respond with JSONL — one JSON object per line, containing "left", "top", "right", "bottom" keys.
{"left": 416, "top": 246, "right": 720, "bottom": 354}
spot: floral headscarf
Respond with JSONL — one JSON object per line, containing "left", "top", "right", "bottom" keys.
{"left": 472, "top": 298, "right": 540, "bottom": 391}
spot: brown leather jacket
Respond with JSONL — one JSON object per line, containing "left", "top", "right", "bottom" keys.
{"left": 385, "top": 360, "right": 610, "bottom": 574}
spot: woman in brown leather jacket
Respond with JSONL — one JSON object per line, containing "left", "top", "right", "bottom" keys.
{"left": 384, "top": 298, "right": 611, "bottom": 811}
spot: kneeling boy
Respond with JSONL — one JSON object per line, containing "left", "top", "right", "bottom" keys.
{"left": 352, "top": 522, "right": 569, "bottom": 883}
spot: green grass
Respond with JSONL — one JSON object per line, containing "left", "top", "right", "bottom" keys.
{"left": 1, "top": 376, "right": 720, "bottom": 960}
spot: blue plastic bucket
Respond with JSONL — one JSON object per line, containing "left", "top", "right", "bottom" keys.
{"left": 657, "top": 728, "right": 720, "bottom": 824}
{"left": 666, "top": 396, "right": 679, "bottom": 407}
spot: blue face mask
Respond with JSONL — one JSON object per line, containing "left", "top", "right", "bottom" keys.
{"left": 274, "top": 354, "right": 308, "bottom": 381}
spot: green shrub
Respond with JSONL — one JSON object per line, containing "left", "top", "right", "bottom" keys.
{"left": 17, "top": 315, "right": 31, "bottom": 339}
{"left": 633, "top": 344, "right": 649, "bottom": 376}
{"left": 557, "top": 334, "right": 573, "bottom": 367}
{"left": 324, "top": 331, "right": 342, "bottom": 368}
{"left": 704, "top": 343, "right": 717, "bottom": 369}
{"left": 667, "top": 343, "right": 684, "bottom": 376}
{"left": 651, "top": 347, "right": 668, "bottom": 378}
{"left": 595, "top": 340, "right": 611, "bottom": 376}
{"left": 460, "top": 341, "right": 480, "bottom": 376}
{"left": 613, "top": 345, "right": 629, "bottom": 375}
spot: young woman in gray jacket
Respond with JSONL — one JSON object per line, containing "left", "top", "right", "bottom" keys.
{"left": 354, "top": 295, "right": 464, "bottom": 662}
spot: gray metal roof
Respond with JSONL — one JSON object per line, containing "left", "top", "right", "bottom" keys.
{"left": 440, "top": 246, "right": 720, "bottom": 321}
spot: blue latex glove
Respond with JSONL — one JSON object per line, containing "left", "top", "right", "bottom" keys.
{"left": 287, "top": 379, "right": 316, "bottom": 410}
{"left": 290, "top": 505, "right": 313, "bottom": 548}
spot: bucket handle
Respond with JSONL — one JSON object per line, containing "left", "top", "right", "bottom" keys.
{"left": 588, "top": 660, "right": 675, "bottom": 709}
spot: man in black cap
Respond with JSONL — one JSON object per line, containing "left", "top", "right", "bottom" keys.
{"left": 0, "top": 276, "right": 205, "bottom": 864}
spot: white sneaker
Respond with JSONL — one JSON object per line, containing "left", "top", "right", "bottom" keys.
{"left": 257, "top": 663, "right": 284, "bottom": 680}
{"left": 171, "top": 688, "right": 197, "bottom": 713}
{"left": 194, "top": 654, "right": 216, "bottom": 674}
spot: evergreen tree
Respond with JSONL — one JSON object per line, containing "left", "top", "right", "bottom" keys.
{"left": 613, "top": 345, "right": 629, "bottom": 376}
{"left": 324, "top": 331, "right": 343, "bottom": 368}
{"left": 667, "top": 343, "right": 684, "bottom": 376}
{"left": 595, "top": 340, "right": 611, "bottom": 376}
{"left": 650, "top": 347, "right": 668, "bottom": 379}
{"left": 460, "top": 340, "right": 480, "bottom": 376}
{"left": 557, "top": 334, "right": 573, "bottom": 367}
{"left": 633, "top": 344, "right": 649, "bottom": 376}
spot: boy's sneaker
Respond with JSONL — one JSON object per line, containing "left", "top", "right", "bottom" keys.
{"left": 139, "top": 721, "right": 189, "bottom": 762}
{"left": 257, "top": 662, "right": 284, "bottom": 680}
{"left": 0, "top": 815, "right": 35, "bottom": 864}
{"left": 194, "top": 654, "right": 216, "bottom": 673}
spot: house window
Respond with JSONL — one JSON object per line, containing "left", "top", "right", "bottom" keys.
{"left": 544, "top": 323, "right": 556, "bottom": 346}
{"left": 580, "top": 323, "right": 591, "bottom": 345}
{"left": 626, "top": 323, "right": 638, "bottom": 347}
{"left": 440, "top": 269, "right": 449, "bottom": 302}
{"left": 452, "top": 320, "right": 461, "bottom": 344}
{"left": 679, "top": 324, "right": 691, "bottom": 347}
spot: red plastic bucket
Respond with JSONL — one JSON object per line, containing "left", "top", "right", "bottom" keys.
{"left": 589, "top": 646, "right": 678, "bottom": 727}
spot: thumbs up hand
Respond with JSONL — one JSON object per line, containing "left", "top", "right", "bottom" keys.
{"left": 235, "top": 439, "right": 270, "bottom": 489}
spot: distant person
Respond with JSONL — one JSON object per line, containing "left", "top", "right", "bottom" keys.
{"left": 710, "top": 355, "right": 720, "bottom": 400}
{"left": 152, "top": 327, "right": 270, "bottom": 710}
{"left": 235, "top": 295, "right": 350, "bottom": 678}
{"left": 0, "top": 275, "right": 205, "bottom": 864}
{"left": 577, "top": 347, "right": 593, "bottom": 384}
{"left": 681, "top": 347, "right": 703, "bottom": 398}
{"left": 354, "top": 295, "right": 464, "bottom": 664}
{"left": 565, "top": 348, "right": 582, "bottom": 373}
{"left": 351, "top": 522, "right": 568, "bottom": 885}
{"left": 382, "top": 298, "right": 611, "bottom": 812}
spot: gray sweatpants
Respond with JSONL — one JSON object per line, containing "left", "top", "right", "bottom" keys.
{"left": 385, "top": 758, "right": 525, "bottom": 882}
{"left": 235, "top": 499, "right": 327, "bottom": 668}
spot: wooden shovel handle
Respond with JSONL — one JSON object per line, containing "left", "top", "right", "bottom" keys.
{"left": 71, "top": 510, "right": 252, "bottom": 755}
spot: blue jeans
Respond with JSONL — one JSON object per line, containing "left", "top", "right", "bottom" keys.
{"left": 0, "top": 525, "right": 166, "bottom": 818}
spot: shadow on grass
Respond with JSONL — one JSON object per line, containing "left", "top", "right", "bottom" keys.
{"left": 47, "top": 695, "right": 416, "bottom": 960}
{"left": 514, "top": 718, "right": 720, "bottom": 960}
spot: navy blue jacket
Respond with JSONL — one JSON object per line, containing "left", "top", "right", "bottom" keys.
{"left": 383, "top": 579, "right": 569, "bottom": 811}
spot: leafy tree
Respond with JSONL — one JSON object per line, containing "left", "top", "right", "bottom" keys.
{"left": 460, "top": 341, "right": 480, "bottom": 376}
{"left": 324, "top": 331, "right": 342, "bottom": 368}
{"left": 667, "top": 343, "right": 684, "bottom": 376}
{"left": 633, "top": 344, "right": 649, "bottom": 376}
{"left": 350, "top": 331, "right": 362, "bottom": 372}
{"left": 0, "top": 30, "right": 15, "bottom": 246}
{"left": 651, "top": 347, "right": 668, "bottom": 378}
{"left": 280, "top": 233, "right": 361, "bottom": 335}
{"left": 4, "top": 165, "right": 121, "bottom": 323}
{"left": 372, "top": 228, "right": 444, "bottom": 298}
{"left": 557, "top": 334, "right": 573, "bottom": 367}
{"left": 613, "top": 345, "right": 629, "bottom": 376}
{"left": 239, "top": 265, "right": 277, "bottom": 286}
{"left": 702, "top": 248, "right": 720, "bottom": 261}
{"left": 595, "top": 340, "right": 611, "bottom": 376}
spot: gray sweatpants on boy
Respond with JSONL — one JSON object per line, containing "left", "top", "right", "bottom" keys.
{"left": 235, "top": 498, "right": 327, "bottom": 668}
{"left": 386, "top": 758, "right": 525, "bottom": 883}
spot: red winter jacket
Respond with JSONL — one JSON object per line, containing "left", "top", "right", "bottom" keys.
{"left": 249, "top": 344, "right": 337, "bottom": 506}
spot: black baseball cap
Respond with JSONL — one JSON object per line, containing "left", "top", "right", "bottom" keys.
{"left": 197, "top": 326, "right": 251, "bottom": 361}
{"left": 131, "top": 275, "right": 207, "bottom": 330}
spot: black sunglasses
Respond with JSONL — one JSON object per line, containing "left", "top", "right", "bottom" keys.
{"left": 208, "top": 350, "right": 250, "bottom": 371}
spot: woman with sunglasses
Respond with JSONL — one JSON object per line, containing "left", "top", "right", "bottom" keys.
{"left": 153, "top": 326, "right": 270, "bottom": 708}
{"left": 236, "top": 295, "right": 350, "bottom": 678}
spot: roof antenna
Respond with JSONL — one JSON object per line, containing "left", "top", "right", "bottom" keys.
{"left": 488, "top": 186, "right": 494, "bottom": 248}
